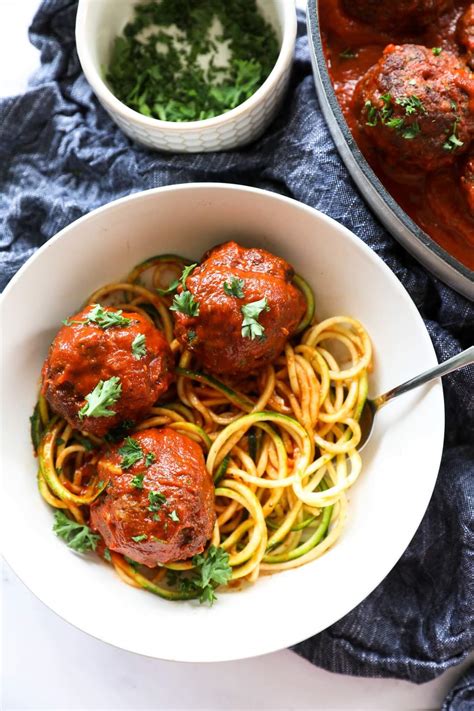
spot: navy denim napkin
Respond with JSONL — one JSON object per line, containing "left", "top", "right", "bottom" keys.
{"left": 0, "top": 0, "right": 472, "bottom": 696}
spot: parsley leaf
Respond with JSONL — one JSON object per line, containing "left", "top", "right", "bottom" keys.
{"left": 241, "top": 297, "right": 269, "bottom": 340}
{"left": 169, "top": 510, "right": 180, "bottom": 522}
{"left": 156, "top": 279, "right": 179, "bottom": 296}
{"left": 86, "top": 304, "right": 131, "bottom": 329}
{"left": 187, "top": 329, "right": 197, "bottom": 344}
{"left": 223, "top": 277, "right": 245, "bottom": 298}
{"left": 53, "top": 511, "right": 100, "bottom": 553}
{"left": 148, "top": 490, "right": 167, "bottom": 512}
{"left": 395, "top": 95, "right": 425, "bottom": 116}
{"left": 402, "top": 121, "right": 421, "bottom": 139}
{"left": 145, "top": 452, "right": 156, "bottom": 467}
{"left": 119, "top": 437, "right": 144, "bottom": 469}
{"left": 131, "top": 534, "right": 147, "bottom": 542}
{"left": 78, "top": 377, "right": 122, "bottom": 419}
{"left": 131, "top": 472, "right": 145, "bottom": 489}
{"left": 443, "top": 120, "right": 464, "bottom": 151}
{"left": 104, "top": 547, "right": 112, "bottom": 562}
{"left": 170, "top": 290, "right": 200, "bottom": 317}
{"left": 432, "top": 47, "right": 442, "bottom": 56}
{"left": 180, "top": 263, "right": 197, "bottom": 287}
{"left": 339, "top": 48, "right": 357, "bottom": 59}
{"left": 188, "top": 546, "right": 232, "bottom": 605}
{"left": 131, "top": 333, "right": 146, "bottom": 360}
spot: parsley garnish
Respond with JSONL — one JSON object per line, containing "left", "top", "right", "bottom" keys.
{"left": 53, "top": 511, "right": 100, "bottom": 553}
{"left": 78, "top": 377, "right": 122, "bottom": 419}
{"left": 131, "top": 472, "right": 145, "bottom": 489}
{"left": 223, "top": 277, "right": 245, "bottom": 298}
{"left": 174, "top": 546, "right": 232, "bottom": 605}
{"left": 86, "top": 304, "right": 131, "bottom": 329}
{"left": 119, "top": 437, "right": 143, "bottom": 469}
{"left": 104, "top": 548, "right": 112, "bottom": 562}
{"left": 148, "top": 490, "right": 167, "bottom": 512}
{"left": 402, "top": 122, "right": 421, "bottom": 139}
{"left": 169, "top": 510, "right": 180, "bottom": 522}
{"left": 131, "top": 333, "right": 146, "bottom": 360}
{"left": 365, "top": 100, "right": 378, "bottom": 127}
{"left": 156, "top": 279, "right": 179, "bottom": 296}
{"left": 145, "top": 452, "right": 156, "bottom": 467}
{"left": 170, "top": 290, "right": 200, "bottom": 317}
{"left": 432, "top": 47, "right": 442, "bottom": 56}
{"left": 131, "top": 534, "right": 147, "bottom": 542}
{"left": 339, "top": 48, "right": 357, "bottom": 59}
{"left": 385, "top": 117, "right": 405, "bottom": 130}
{"left": 241, "top": 297, "right": 269, "bottom": 339}
{"left": 187, "top": 330, "right": 197, "bottom": 344}
{"left": 443, "top": 120, "right": 464, "bottom": 151}
{"left": 180, "top": 263, "right": 197, "bottom": 287}
{"left": 395, "top": 95, "right": 425, "bottom": 116}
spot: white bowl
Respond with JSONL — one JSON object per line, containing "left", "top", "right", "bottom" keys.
{"left": 75, "top": 0, "right": 296, "bottom": 153}
{"left": 0, "top": 184, "right": 444, "bottom": 662}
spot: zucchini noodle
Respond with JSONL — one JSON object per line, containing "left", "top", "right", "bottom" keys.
{"left": 32, "top": 254, "right": 372, "bottom": 601}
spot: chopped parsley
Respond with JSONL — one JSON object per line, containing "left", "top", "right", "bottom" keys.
{"left": 104, "top": 548, "right": 112, "bottom": 562}
{"left": 145, "top": 452, "right": 156, "bottom": 467}
{"left": 365, "top": 93, "right": 425, "bottom": 141}
{"left": 148, "top": 490, "right": 167, "bottom": 512}
{"left": 169, "top": 546, "right": 232, "bottom": 605}
{"left": 78, "top": 377, "right": 122, "bottom": 419}
{"left": 86, "top": 304, "right": 131, "bottom": 329}
{"left": 443, "top": 120, "right": 464, "bottom": 151}
{"left": 169, "top": 510, "right": 180, "bottom": 522}
{"left": 339, "top": 48, "right": 357, "bottom": 59}
{"left": 119, "top": 437, "right": 144, "bottom": 469}
{"left": 401, "top": 121, "right": 421, "bottom": 140}
{"left": 365, "top": 100, "right": 378, "bottom": 127}
{"left": 432, "top": 47, "right": 443, "bottom": 56}
{"left": 395, "top": 95, "right": 425, "bottom": 116}
{"left": 241, "top": 297, "right": 269, "bottom": 339}
{"left": 131, "top": 333, "right": 146, "bottom": 360}
{"left": 187, "top": 329, "right": 197, "bottom": 344}
{"left": 170, "top": 290, "right": 200, "bottom": 317}
{"left": 223, "top": 277, "right": 245, "bottom": 298}
{"left": 180, "top": 263, "right": 198, "bottom": 287}
{"left": 131, "top": 534, "right": 148, "bottom": 542}
{"left": 131, "top": 472, "right": 145, "bottom": 489}
{"left": 53, "top": 511, "right": 100, "bottom": 553}
{"left": 105, "top": 0, "right": 279, "bottom": 122}
{"left": 156, "top": 279, "right": 180, "bottom": 296}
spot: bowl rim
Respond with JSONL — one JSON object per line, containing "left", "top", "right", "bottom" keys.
{"left": 75, "top": 0, "right": 297, "bottom": 132}
{"left": 0, "top": 183, "right": 444, "bottom": 662}
{"left": 306, "top": 0, "right": 474, "bottom": 300}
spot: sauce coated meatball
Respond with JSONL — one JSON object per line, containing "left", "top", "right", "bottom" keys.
{"left": 172, "top": 242, "right": 306, "bottom": 376}
{"left": 461, "top": 152, "right": 474, "bottom": 213}
{"left": 42, "top": 306, "right": 173, "bottom": 437}
{"left": 90, "top": 428, "right": 215, "bottom": 566}
{"left": 457, "top": 4, "right": 474, "bottom": 69}
{"left": 354, "top": 44, "right": 474, "bottom": 172}
{"left": 341, "top": 0, "right": 452, "bottom": 33}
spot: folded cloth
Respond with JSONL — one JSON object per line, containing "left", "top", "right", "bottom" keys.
{"left": 0, "top": 0, "right": 472, "bottom": 690}
{"left": 442, "top": 666, "right": 474, "bottom": 711}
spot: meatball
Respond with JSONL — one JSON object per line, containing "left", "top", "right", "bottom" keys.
{"left": 461, "top": 152, "right": 474, "bottom": 214}
{"left": 172, "top": 242, "right": 306, "bottom": 375}
{"left": 89, "top": 428, "right": 215, "bottom": 566}
{"left": 354, "top": 44, "right": 474, "bottom": 172}
{"left": 42, "top": 305, "right": 173, "bottom": 437}
{"left": 458, "top": 4, "right": 474, "bottom": 69}
{"left": 341, "top": 0, "right": 452, "bottom": 32}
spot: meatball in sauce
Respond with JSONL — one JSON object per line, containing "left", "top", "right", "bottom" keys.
{"left": 354, "top": 44, "right": 474, "bottom": 172}
{"left": 342, "top": 0, "right": 453, "bottom": 33}
{"left": 172, "top": 242, "right": 306, "bottom": 376}
{"left": 90, "top": 428, "right": 215, "bottom": 566}
{"left": 42, "top": 306, "right": 173, "bottom": 437}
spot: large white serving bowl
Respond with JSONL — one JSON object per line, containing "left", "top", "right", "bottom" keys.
{"left": 0, "top": 184, "right": 444, "bottom": 663}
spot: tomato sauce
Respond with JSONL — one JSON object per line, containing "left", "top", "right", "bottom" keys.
{"left": 319, "top": 0, "right": 474, "bottom": 270}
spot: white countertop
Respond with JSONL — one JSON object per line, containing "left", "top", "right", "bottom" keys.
{"left": 0, "top": 1, "right": 470, "bottom": 708}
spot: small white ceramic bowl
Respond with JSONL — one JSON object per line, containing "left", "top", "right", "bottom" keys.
{"left": 75, "top": 0, "right": 297, "bottom": 153}
{"left": 0, "top": 184, "right": 444, "bottom": 662}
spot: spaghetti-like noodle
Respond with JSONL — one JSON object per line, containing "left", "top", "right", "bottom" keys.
{"left": 32, "top": 254, "right": 372, "bottom": 601}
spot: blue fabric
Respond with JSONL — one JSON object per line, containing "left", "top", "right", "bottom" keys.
{"left": 0, "top": 0, "right": 473, "bottom": 694}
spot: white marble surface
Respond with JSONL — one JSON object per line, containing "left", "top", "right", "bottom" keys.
{"left": 0, "top": 1, "right": 470, "bottom": 709}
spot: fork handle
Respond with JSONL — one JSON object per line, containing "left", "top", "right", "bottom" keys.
{"left": 374, "top": 346, "right": 474, "bottom": 409}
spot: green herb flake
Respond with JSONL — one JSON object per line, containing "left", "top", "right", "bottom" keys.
{"left": 131, "top": 333, "right": 147, "bottom": 360}
{"left": 443, "top": 120, "right": 464, "bottom": 151}
{"left": 145, "top": 452, "right": 156, "bottom": 467}
{"left": 169, "top": 510, "right": 180, "bottom": 522}
{"left": 86, "top": 304, "right": 131, "bottom": 329}
{"left": 119, "top": 436, "right": 144, "bottom": 469}
{"left": 432, "top": 47, "right": 443, "bottom": 56}
{"left": 180, "top": 263, "right": 198, "bottom": 287}
{"left": 402, "top": 121, "right": 421, "bottom": 140}
{"left": 131, "top": 472, "right": 145, "bottom": 489}
{"left": 339, "top": 48, "right": 357, "bottom": 59}
{"left": 131, "top": 534, "right": 148, "bottom": 542}
{"left": 223, "top": 277, "right": 245, "bottom": 298}
{"left": 156, "top": 279, "right": 179, "bottom": 296}
{"left": 170, "top": 290, "right": 200, "bottom": 317}
{"left": 395, "top": 95, "right": 425, "bottom": 116}
{"left": 104, "top": 548, "right": 112, "bottom": 562}
{"left": 187, "top": 329, "right": 197, "bottom": 344}
{"left": 148, "top": 490, "right": 167, "bottom": 512}
{"left": 241, "top": 297, "right": 269, "bottom": 340}
{"left": 78, "top": 377, "right": 122, "bottom": 420}
{"left": 365, "top": 100, "right": 378, "bottom": 127}
{"left": 53, "top": 511, "right": 100, "bottom": 553}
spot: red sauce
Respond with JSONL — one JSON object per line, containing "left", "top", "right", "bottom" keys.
{"left": 319, "top": 0, "right": 474, "bottom": 270}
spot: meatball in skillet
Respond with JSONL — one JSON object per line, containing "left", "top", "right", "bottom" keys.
{"left": 341, "top": 0, "right": 452, "bottom": 33}
{"left": 354, "top": 44, "right": 474, "bottom": 172}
